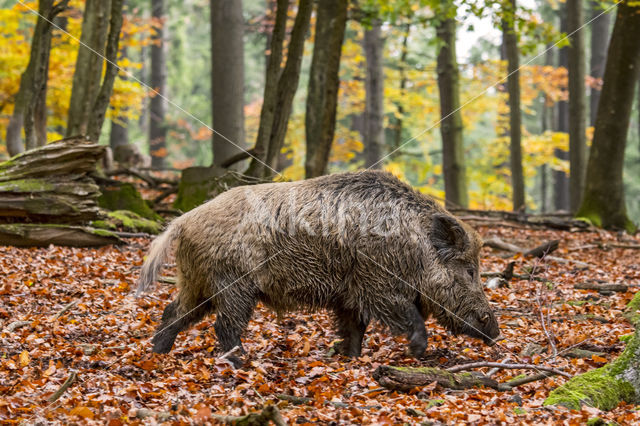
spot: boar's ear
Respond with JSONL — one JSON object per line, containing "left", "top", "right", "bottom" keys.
{"left": 429, "top": 214, "right": 469, "bottom": 262}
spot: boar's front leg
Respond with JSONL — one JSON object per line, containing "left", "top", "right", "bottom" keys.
{"left": 405, "top": 303, "right": 429, "bottom": 358}
{"left": 333, "top": 307, "right": 369, "bottom": 357}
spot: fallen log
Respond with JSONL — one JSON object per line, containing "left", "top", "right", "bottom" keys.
{"left": 574, "top": 282, "right": 629, "bottom": 293}
{"left": 452, "top": 208, "right": 590, "bottom": 230}
{"left": 483, "top": 237, "right": 560, "bottom": 258}
{"left": 0, "top": 224, "right": 121, "bottom": 247}
{"left": 373, "top": 363, "right": 569, "bottom": 392}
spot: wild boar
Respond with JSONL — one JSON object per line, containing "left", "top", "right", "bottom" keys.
{"left": 136, "top": 171, "right": 500, "bottom": 366}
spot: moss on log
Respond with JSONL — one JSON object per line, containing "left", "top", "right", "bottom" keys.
{"left": 0, "top": 224, "right": 122, "bottom": 247}
{"left": 544, "top": 292, "right": 640, "bottom": 410}
{"left": 92, "top": 210, "right": 161, "bottom": 234}
{"left": 373, "top": 365, "right": 501, "bottom": 392}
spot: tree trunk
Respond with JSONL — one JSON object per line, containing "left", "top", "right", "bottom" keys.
{"left": 502, "top": 0, "right": 525, "bottom": 212}
{"left": 304, "top": 0, "right": 349, "bottom": 178}
{"left": 86, "top": 0, "right": 125, "bottom": 143}
{"left": 576, "top": 0, "right": 640, "bottom": 232}
{"left": 66, "top": 0, "right": 111, "bottom": 137}
{"left": 554, "top": 6, "right": 570, "bottom": 211}
{"left": 393, "top": 24, "right": 410, "bottom": 156}
{"left": 539, "top": 46, "right": 554, "bottom": 214}
{"left": 263, "top": 0, "right": 313, "bottom": 176}
{"left": 363, "top": 20, "right": 385, "bottom": 169}
{"left": 436, "top": 10, "right": 468, "bottom": 208}
{"left": 211, "top": 0, "right": 246, "bottom": 169}
{"left": 245, "top": 0, "right": 288, "bottom": 178}
{"left": 246, "top": 0, "right": 313, "bottom": 179}
{"left": 589, "top": 1, "right": 611, "bottom": 126}
{"left": 6, "top": 0, "right": 68, "bottom": 156}
{"left": 567, "top": 0, "right": 587, "bottom": 213}
{"left": 109, "top": 47, "right": 130, "bottom": 151}
{"left": 149, "top": 0, "right": 168, "bottom": 169}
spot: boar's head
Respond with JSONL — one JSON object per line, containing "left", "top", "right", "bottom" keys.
{"left": 426, "top": 214, "right": 500, "bottom": 345}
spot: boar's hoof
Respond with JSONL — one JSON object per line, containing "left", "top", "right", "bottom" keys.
{"left": 408, "top": 342, "right": 428, "bottom": 359}
{"left": 331, "top": 340, "right": 361, "bottom": 358}
{"left": 225, "top": 355, "right": 243, "bottom": 369}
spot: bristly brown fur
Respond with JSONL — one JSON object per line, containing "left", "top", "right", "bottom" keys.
{"left": 137, "top": 170, "right": 499, "bottom": 365}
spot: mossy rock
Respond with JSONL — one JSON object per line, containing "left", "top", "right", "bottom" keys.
{"left": 544, "top": 293, "right": 640, "bottom": 410}
{"left": 98, "top": 182, "right": 160, "bottom": 220}
{"left": 92, "top": 210, "right": 162, "bottom": 234}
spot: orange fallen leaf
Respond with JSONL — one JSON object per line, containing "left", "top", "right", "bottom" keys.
{"left": 69, "top": 406, "right": 94, "bottom": 419}
{"left": 19, "top": 350, "right": 30, "bottom": 367}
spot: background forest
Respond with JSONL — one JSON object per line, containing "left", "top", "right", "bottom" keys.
{"left": 4, "top": 1, "right": 640, "bottom": 424}
{"left": 1, "top": 0, "right": 639, "bottom": 225}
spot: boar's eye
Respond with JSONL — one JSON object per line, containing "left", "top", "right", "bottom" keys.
{"left": 466, "top": 267, "right": 475, "bottom": 280}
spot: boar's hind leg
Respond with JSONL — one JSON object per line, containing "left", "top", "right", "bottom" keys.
{"left": 406, "top": 304, "right": 429, "bottom": 358}
{"left": 334, "top": 308, "right": 369, "bottom": 357}
{"left": 152, "top": 298, "right": 212, "bottom": 353}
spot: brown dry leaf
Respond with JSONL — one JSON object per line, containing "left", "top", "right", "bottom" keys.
{"left": 69, "top": 407, "right": 94, "bottom": 419}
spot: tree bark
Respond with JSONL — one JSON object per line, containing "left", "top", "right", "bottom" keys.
{"left": 263, "top": 0, "right": 313, "bottom": 175}
{"left": 6, "top": 0, "right": 68, "bottom": 156}
{"left": 502, "top": 0, "right": 525, "bottom": 212}
{"left": 246, "top": 0, "right": 313, "bottom": 178}
{"left": 86, "top": 0, "right": 125, "bottom": 143}
{"left": 567, "top": 0, "right": 587, "bottom": 213}
{"left": 436, "top": 9, "right": 468, "bottom": 208}
{"left": 554, "top": 5, "right": 570, "bottom": 211}
{"left": 304, "top": 0, "right": 349, "bottom": 178}
{"left": 393, "top": 24, "right": 410, "bottom": 156}
{"left": 363, "top": 20, "right": 385, "bottom": 170}
{"left": 66, "top": 0, "right": 111, "bottom": 137}
{"left": 149, "top": 0, "right": 168, "bottom": 169}
{"left": 211, "top": 0, "right": 246, "bottom": 169}
{"left": 245, "top": 0, "right": 288, "bottom": 178}
{"left": 589, "top": 1, "right": 611, "bottom": 126}
{"left": 576, "top": 0, "right": 640, "bottom": 232}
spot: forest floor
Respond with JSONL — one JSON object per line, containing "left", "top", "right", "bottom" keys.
{"left": 1, "top": 224, "right": 640, "bottom": 424}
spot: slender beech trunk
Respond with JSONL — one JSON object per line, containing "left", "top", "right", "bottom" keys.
{"left": 86, "top": 0, "right": 125, "bottom": 143}
{"left": 576, "top": 1, "right": 640, "bottom": 232}
{"left": 6, "top": 0, "right": 68, "bottom": 156}
{"left": 554, "top": 6, "right": 570, "bottom": 211}
{"left": 436, "top": 11, "right": 467, "bottom": 208}
{"left": 247, "top": 0, "right": 313, "bottom": 178}
{"left": 211, "top": 0, "right": 246, "bottom": 169}
{"left": 393, "top": 24, "right": 410, "bottom": 155}
{"left": 66, "top": 0, "right": 111, "bottom": 137}
{"left": 109, "top": 47, "right": 129, "bottom": 151}
{"left": 363, "top": 20, "right": 385, "bottom": 169}
{"left": 540, "top": 46, "right": 554, "bottom": 213}
{"left": 589, "top": 0, "right": 611, "bottom": 125}
{"left": 264, "top": 0, "right": 313, "bottom": 174}
{"left": 567, "top": 0, "right": 587, "bottom": 212}
{"left": 502, "top": 0, "right": 525, "bottom": 211}
{"left": 304, "top": 0, "right": 349, "bottom": 178}
{"left": 149, "top": 0, "right": 168, "bottom": 169}
{"left": 246, "top": 0, "right": 288, "bottom": 177}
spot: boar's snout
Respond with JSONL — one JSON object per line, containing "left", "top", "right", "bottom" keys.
{"left": 463, "top": 309, "right": 500, "bottom": 346}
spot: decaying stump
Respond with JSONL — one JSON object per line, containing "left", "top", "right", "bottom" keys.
{"left": 0, "top": 137, "right": 155, "bottom": 246}
{"left": 0, "top": 136, "right": 105, "bottom": 222}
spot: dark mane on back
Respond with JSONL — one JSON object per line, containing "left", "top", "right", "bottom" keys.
{"left": 314, "top": 170, "right": 438, "bottom": 211}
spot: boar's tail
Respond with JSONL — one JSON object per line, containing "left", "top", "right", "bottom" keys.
{"left": 135, "top": 220, "right": 181, "bottom": 297}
